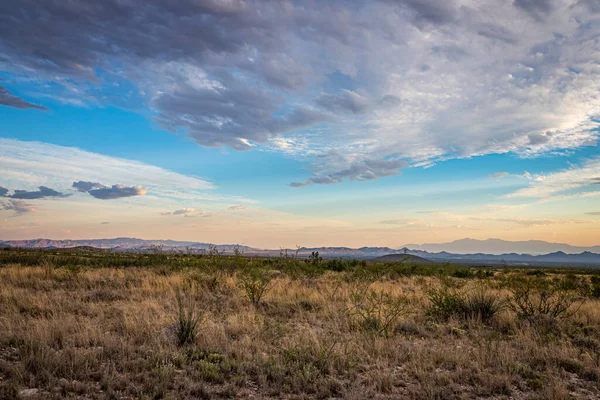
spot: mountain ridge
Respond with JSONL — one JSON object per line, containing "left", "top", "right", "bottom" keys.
{"left": 402, "top": 238, "right": 600, "bottom": 255}
{"left": 2, "top": 237, "right": 600, "bottom": 265}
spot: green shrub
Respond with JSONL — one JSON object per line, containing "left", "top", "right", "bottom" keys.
{"left": 427, "top": 288, "right": 503, "bottom": 323}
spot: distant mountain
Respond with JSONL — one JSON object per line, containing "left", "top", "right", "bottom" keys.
{"left": 2, "top": 237, "right": 600, "bottom": 266}
{"left": 372, "top": 254, "right": 434, "bottom": 264}
{"left": 402, "top": 238, "right": 600, "bottom": 255}
{"left": 0, "top": 238, "right": 252, "bottom": 252}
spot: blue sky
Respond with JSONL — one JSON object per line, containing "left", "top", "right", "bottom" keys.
{"left": 1, "top": 0, "right": 599, "bottom": 247}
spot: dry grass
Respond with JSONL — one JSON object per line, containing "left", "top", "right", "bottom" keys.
{"left": 0, "top": 254, "right": 599, "bottom": 399}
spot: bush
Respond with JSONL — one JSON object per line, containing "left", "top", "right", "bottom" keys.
{"left": 239, "top": 267, "right": 273, "bottom": 305}
{"left": 508, "top": 279, "right": 584, "bottom": 321}
{"left": 175, "top": 291, "right": 202, "bottom": 346}
{"left": 427, "top": 288, "right": 503, "bottom": 323}
{"left": 347, "top": 288, "right": 409, "bottom": 337}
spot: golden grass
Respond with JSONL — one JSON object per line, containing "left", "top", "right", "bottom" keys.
{"left": 0, "top": 264, "right": 599, "bottom": 399}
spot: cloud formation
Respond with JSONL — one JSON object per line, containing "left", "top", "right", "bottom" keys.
{"left": 228, "top": 205, "right": 247, "bottom": 211}
{"left": 2, "top": 199, "right": 36, "bottom": 215}
{"left": 8, "top": 186, "right": 68, "bottom": 199}
{"left": 488, "top": 172, "right": 509, "bottom": 179}
{"left": 291, "top": 158, "right": 408, "bottom": 187}
{"left": 0, "top": 187, "right": 8, "bottom": 196}
{"left": 87, "top": 185, "right": 147, "bottom": 200}
{"left": 161, "top": 208, "right": 211, "bottom": 217}
{"left": 0, "top": 139, "right": 251, "bottom": 205}
{"left": 507, "top": 158, "right": 600, "bottom": 199}
{"left": 1, "top": 1, "right": 600, "bottom": 183}
{"left": 72, "top": 181, "right": 107, "bottom": 192}
{"left": 0, "top": 86, "right": 47, "bottom": 110}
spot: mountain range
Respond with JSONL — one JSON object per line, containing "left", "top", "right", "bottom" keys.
{"left": 2, "top": 237, "right": 600, "bottom": 266}
{"left": 402, "top": 238, "right": 600, "bottom": 255}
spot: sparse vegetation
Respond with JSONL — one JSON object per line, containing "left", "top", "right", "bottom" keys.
{"left": 175, "top": 290, "right": 203, "bottom": 346}
{"left": 1, "top": 248, "right": 600, "bottom": 399}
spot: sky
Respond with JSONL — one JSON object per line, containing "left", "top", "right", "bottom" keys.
{"left": 1, "top": 0, "right": 600, "bottom": 248}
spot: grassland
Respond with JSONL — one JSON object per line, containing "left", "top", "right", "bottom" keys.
{"left": 1, "top": 248, "right": 600, "bottom": 399}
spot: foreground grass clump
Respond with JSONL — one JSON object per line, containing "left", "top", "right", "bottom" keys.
{"left": 1, "top": 248, "right": 600, "bottom": 399}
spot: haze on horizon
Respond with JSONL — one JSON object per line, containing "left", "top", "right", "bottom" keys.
{"left": 1, "top": 0, "right": 600, "bottom": 249}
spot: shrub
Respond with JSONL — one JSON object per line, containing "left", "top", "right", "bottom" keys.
{"left": 508, "top": 279, "right": 584, "bottom": 321}
{"left": 347, "top": 289, "right": 409, "bottom": 337}
{"left": 239, "top": 267, "right": 273, "bottom": 305}
{"left": 427, "top": 288, "right": 503, "bottom": 323}
{"left": 175, "top": 291, "right": 202, "bottom": 346}
{"left": 427, "top": 288, "right": 469, "bottom": 320}
{"left": 465, "top": 290, "right": 505, "bottom": 323}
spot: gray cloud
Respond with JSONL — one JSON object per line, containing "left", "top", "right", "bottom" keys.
{"left": 228, "top": 205, "right": 247, "bottom": 211}
{"left": 586, "top": 211, "right": 600, "bottom": 216}
{"left": 88, "top": 185, "right": 147, "bottom": 200}
{"left": 477, "top": 24, "right": 518, "bottom": 44}
{"left": 514, "top": 0, "right": 553, "bottom": 20}
{"left": 0, "top": 86, "right": 48, "bottom": 110}
{"left": 9, "top": 186, "right": 68, "bottom": 199}
{"left": 316, "top": 90, "right": 370, "bottom": 114}
{"left": 291, "top": 158, "right": 408, "bottom": 187}
{"left": 0, "top": 187, "right": 8, "bottom": 196}
{"left": 72, "top": 181, "right": 107, "bottom": 192}
{"left": 2, "top": 199, "right": 36, "bottom": 215}
{"left": 488, "top": 172, "right": 510, "bottom": 178}
{"left": 101, "top": 221, "right": 110, "bottom": 224}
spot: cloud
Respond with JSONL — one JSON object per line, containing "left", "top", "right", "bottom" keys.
{"left": 2, "top": 199, "right": 36, "bottom": 215}
{"left": 316, "top": 90, "right": 369, "bottom": 114}
{"left": 161, "top": 208, "right": 211, "bottom": 217}
{"left": 0, "top": 187, "right": 8, "bottom": 196}
{"left": 228, "top": 205, "right": 247, "bottom": 211}
{"left": 586, "top": 212, "right": 600, "bottom": 216}
{"left": 2, "top": 1, "right": 600, "bottom": 184}
{"left": 100, "top": 221, "right": 110, "bottom": 224}
{"left": 488, "top": 172, "right": 509, "bottom": 179}
{"left": 8, "top": 186, "right": 68, "bottom": 199}
{"left": 291, "top": 158, "right": 408, "bottom": 187}
{"left": 173, "top": 208, "right": 197, "bottom": 215}
{"left": 72, "top": 181, "right": 107, "bottom": 192}
{"left": 0, "top": 139, "right": 253, "bottom": 205}
{"left": 507, "top": 158, "right": 600, "bottom": 199}
{"left": 513, "top": 0, "right": 553, "bottom": 20}
{"left": 87, "top": 185, "right": 147, "bottom": 200}
{"left": 0, "top": 86, "right": 47, "bottom": 110}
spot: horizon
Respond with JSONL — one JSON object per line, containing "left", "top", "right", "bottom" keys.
{"left": 1, "top": 1, "right": 600, "bottom": 248}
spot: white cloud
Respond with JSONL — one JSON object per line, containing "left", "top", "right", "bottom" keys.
{"left": 507, "top": 157, "right": 600, "bottom": 199}
{"left": 0, "top": 138, "right": 252, "bottom": 204}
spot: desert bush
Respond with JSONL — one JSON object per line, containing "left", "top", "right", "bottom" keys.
{"left": 347, "top": 288, "right": 409, "bottom": 336}
{"left": 465, "top": 290, "right": 505, "bottom": 322}
{"left": 427, "top": 287, "right": 468, "bottom": 320}
{"left": 508, "top": 278, "right": 584, "bottom": 321}
{"left": 239, "top": 266, "right": 273, "bottom": 305}
{"left": 175, "top": 291, "right": 203, "bottom": 346}
{"left": 62, "top": 263, "right": 88, "bottom": 277}
{"left": 427, "top": 287, "right": 503, "bottom": 323}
